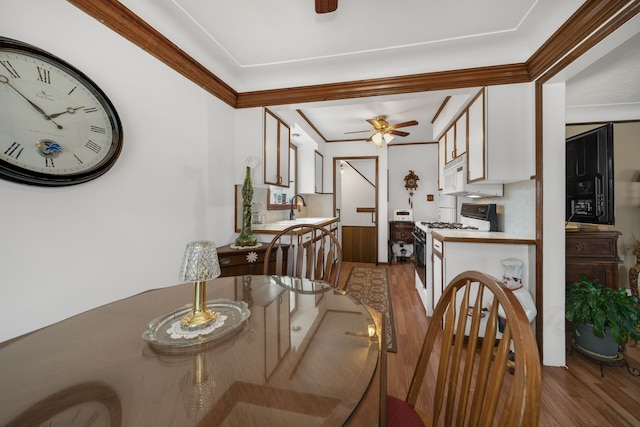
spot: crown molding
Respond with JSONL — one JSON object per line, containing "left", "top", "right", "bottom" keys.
{"left": 68, "top": 0, "right": 637, "bottom": 109}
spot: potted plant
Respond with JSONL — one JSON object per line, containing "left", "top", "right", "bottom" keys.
{"left": 565, "top": 276, "right": 640, "bottom": 361}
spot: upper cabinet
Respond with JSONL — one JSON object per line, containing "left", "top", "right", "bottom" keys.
{"left": 467, "top": 91, "right": 485, "bottom": 181}
{"left": 438, "top": 133, "right": 446, "bottom": 190}
{"left": 267, "top": 144, "right": 297, "bottom": 209}
{"left": 438, "top": 83, "right": 535, "bottom": 185}
{"left": 468, "top": 84, "right": 535, "bottom": 183}
{"left": 442, "top": 107, "right": 468, "bottom": 166}
{"left": 315, "top": 151, "right": 323, "bottom": 193}
{"left": 264, "top": 109, "right": 290, "bottom": 187}
{"left": 444, "top": 125, "right": 456, "bottom": 164}
{"left": 454, "top": 112, "right": 467, "bottom": 160}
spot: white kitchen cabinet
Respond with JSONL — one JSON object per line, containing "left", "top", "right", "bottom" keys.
{"left": 296, "top": 144, "right": 319, "bottom": 195}
{"left": 444, "top": 125, "right": 456, "bottom": 164}
{"left": 439, "top": 103, "right": 469, "bottom": 167}
{"left": 264, "top": 109, "right": 290, "bottom": 187}
{"left": 314, "top": 151, "right": 323, "bottom": 193}
{"left": 438, "top": 133, "right": 446, "bottom": 190}
{"left": 467, "top": 91, "right": 485, "bottom": 181}
{"left": 467, "top": 84, "right": 535, "bottom": 183}
{"left": 432, "top": 235, "right": 444, "bottom": 311}
{"left": 455, "top": 111, "right": 467, "bottom": 159}
{"left": 432, "top": 233, "right": 536, "bottom": 312}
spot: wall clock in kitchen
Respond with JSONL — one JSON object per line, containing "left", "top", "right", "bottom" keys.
{"left": 0, "top": 37, "right": 122, "bottom": 186}
{"left": 404, "top": 170, "right": 419, "bottom": 208}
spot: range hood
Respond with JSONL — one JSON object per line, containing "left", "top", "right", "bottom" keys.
{"left": 442, "top": 154, "right": 503, "bottom": 198}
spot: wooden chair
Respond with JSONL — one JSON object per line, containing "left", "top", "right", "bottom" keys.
{"left": 387, "top": 270, "right": 541, "bottom": 427}
{"left": 262, "top": 223, "right": 343, "bottom": 288}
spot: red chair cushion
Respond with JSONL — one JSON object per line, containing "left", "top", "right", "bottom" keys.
{"left": 386, "top": 395, "right": 426, "bottom": 427}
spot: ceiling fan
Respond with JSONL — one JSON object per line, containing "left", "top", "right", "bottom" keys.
{"left": 316, "top": 0, "right": 338, "bottom": 14}
{"left": 345, "top": 116, "right": 419, "bottom": 146}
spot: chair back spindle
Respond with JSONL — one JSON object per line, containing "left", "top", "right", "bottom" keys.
{"left": 263, "top": 224, "right": 342, "bottom": 288}
{"left": 388, "top": 270, "right": 541, "bottom": 427}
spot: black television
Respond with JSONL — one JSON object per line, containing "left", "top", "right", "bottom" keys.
{"left": 566, "top": 123, "right": 614, "bottom": 225}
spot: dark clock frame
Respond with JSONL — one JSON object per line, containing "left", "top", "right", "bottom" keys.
{"left": 0, "top": 37, "right": 123, "bottom": 187}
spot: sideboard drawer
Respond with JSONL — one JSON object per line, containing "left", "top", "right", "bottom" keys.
{"left": 565, "top": 230, "right": 622, "bottom": 289}
{"left": 565, "top": 231, "right": 620, "bottom": 259}
{"left": 216, "top": 243, "right": 288, "bottom": 277}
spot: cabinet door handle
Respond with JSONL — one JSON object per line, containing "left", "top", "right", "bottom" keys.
{"left": 220, "top": 258, "right": 231, "bottom": 265}
{"left": 575, "top": 242, "right": 587, "bottom": 252}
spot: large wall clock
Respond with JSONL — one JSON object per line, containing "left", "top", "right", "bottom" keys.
{"left": 0, "top": 37, "right": 123, "bottom": 186}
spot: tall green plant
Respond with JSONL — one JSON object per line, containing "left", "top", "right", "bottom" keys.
{"left": 565, "top": 276, "right": 640, "bottom": 345}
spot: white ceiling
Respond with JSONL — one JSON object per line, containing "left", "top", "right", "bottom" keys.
{"left": 119, "top": 0, "right": 640, "bottom": 145}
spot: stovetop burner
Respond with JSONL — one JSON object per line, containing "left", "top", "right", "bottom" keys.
{"left": 420, "top": 221, "right": 478, "bottom": 230}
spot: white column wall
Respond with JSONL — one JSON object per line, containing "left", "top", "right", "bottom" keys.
{"left": 542, "top": 82, "right": 567, "bottom": 366}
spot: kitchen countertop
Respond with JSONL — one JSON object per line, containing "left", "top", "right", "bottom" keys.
{"left": 250, "top": 216, "right": 339, "bottom": 234}
{"left": 432, "top": 230, "right": 535, "bottom": 245}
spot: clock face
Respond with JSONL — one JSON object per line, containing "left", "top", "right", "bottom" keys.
{"left": 0, "top": 37, "right": 122, "bottom": 186}
{"left": 404, "top": 170, "right": 419, "bottom": 190}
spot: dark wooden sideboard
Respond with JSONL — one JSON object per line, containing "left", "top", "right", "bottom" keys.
{"left": 217, "top": 244, "right": 288, "bottom": 277}
{"left": 566, "top": 230, "right": 622, "bottom": 289}
{"left": 388, "top": 221, "right": 414, "bottom": 263}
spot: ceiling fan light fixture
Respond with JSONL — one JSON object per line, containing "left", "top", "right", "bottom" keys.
{"left": 383, "top": 133, "right": 394, "bottom": 143}
{"left": 372, "top": 132, "right": 383, "bottom": 144}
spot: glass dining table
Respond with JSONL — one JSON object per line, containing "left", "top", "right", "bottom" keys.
{"left": 0, "top": 275, "right": 385, "bottom": 426}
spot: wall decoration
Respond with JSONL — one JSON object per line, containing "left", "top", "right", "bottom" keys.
{"left": 404, "top": 170, "right": 419, "bottom": 207}
{"left": 0, "top": 37, "right": 123, "bottom": 186}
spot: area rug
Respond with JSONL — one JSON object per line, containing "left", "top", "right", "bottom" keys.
{"left": 344, "top": 266, "right": 397, "bottom": 353}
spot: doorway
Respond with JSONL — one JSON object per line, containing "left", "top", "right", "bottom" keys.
{"left": 334, "top": 156, "right": 378, "bottom": 264}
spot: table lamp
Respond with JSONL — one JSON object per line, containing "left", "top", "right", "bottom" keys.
{"left": 178, "top": 241, "right": 221, "bottom": 329}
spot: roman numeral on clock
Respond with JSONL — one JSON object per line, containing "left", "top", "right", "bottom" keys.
{"left": 85, "top": 140, "right": 101, "bottom": 154}
{"left": 90, "top": 125, "right": 105, "bottom": 134}
{"left": 0, "top": 60, "right": 20, "bottom": 78}
{"left": 84, "top": 107, "right": 98, "bottom": 113}
{"left": 36, "top": 66, "right": 51, "bottom": 84}
{"left": 4, "top": 142, "right": 24, "bottom": 159}
{"left": 45, "top": 157, "right": 54, "bottom": 168}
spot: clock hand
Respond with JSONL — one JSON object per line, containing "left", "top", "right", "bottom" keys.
{"left": 0, "top": 75, "right": 63, "bottom": 129}
{"left": 48, "top": 106, "right": 85, "bottom": 119}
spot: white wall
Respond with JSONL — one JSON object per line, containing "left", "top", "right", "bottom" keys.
{"left": 387, "top": 143, "right": 440, "bottom": 222}
{"left": 542, "top": 82, "right": 568, "bottom": 366}
{"left": 1, "top": 1, "right": 235, "bottom": 342}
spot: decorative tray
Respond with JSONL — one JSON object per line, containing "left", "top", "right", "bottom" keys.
{"left": 142, "top": 299, "right": 251, "bottom": 349}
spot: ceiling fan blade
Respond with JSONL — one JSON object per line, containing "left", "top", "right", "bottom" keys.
{"left": 315, "top": 0, "right": 338, "bottom": 14}
{"left": 389, "top": 120, "right": 419, "bottom": 129}
{"left": 389, "top": 129, "right": 410, "bottom": 137}
{"left": 344, "top": 129, "right": 373, "bottom": 134}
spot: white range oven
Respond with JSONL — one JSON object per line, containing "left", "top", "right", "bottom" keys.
{"left": 414, "top": 203, "right": 498, "bottom": 316}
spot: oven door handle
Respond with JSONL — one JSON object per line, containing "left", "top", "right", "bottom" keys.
{"left": 411, "top": 232, "right": 426, "bottom": 244}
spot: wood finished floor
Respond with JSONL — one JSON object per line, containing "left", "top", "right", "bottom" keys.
{"left": 339, "top": 261, "right": 640, "bottom": 427}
